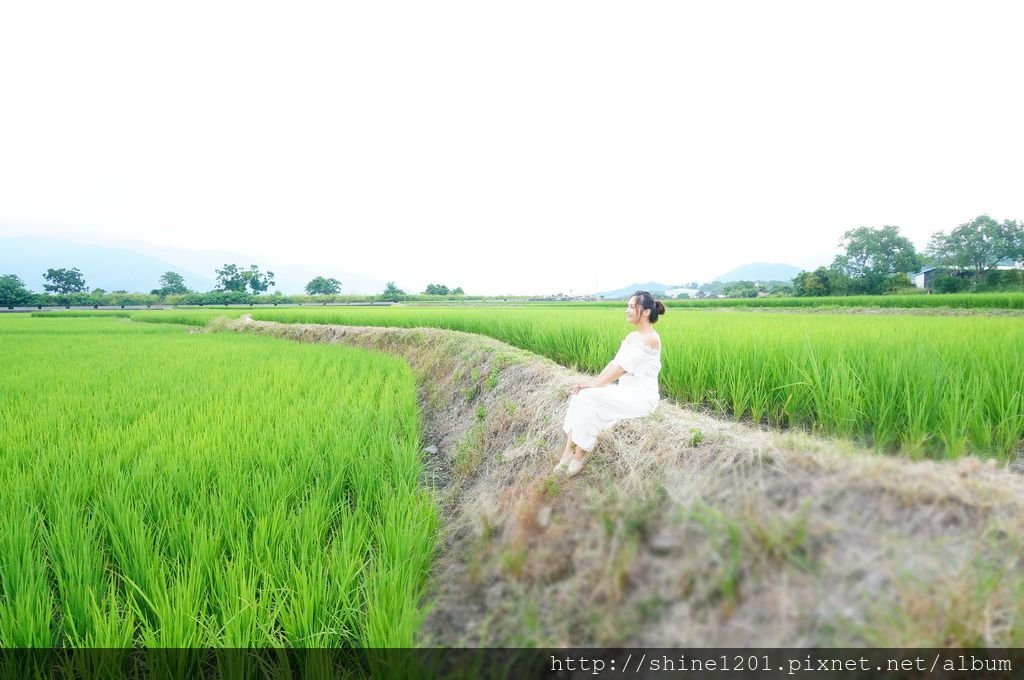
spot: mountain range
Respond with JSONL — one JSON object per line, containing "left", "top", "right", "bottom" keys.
{"left": 712, "top": 261, "right": 804, "bottom": 283}
{"left": 595, "top": 281, "right": 678, "bottom": 300}
{"left": 2, "top": 237, "right": 808, "bottom": 298}
{"left": 0, "top": 236, "right": 386, "bottom": 294}
{"left": 596, "top": 262, "right": 805, "bottom": 299}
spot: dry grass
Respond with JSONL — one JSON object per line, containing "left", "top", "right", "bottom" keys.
{"left": 223, "top": 316, "right": 1024, "bottom": 647}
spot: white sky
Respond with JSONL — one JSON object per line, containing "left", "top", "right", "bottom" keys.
{"left": 1, "top": 1, "right": 1022, "bottom": 295}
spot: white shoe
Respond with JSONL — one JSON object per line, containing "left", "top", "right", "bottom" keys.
{"left": 565, "top": 457, "right": 585, "bottom": 478}
{"left": 553, "top": 451, "right": 573, "bottom": 474}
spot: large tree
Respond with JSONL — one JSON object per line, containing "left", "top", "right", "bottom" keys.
{"left": 215, "top": 264, "right": 247, "bottom": 292}
{"left": 243, "top": 265, "right": 275, "bottom": 293}
{"left": 305, "top": 276, "right": 342, "bottom": 295}
{"left": 42, "top": 267, "right": 88, "bottom": 294}
{"left": 216, "top": 264, "right": 275, "bottom": 293}
{"left": 830, "top": 226, "right": 921, "bottom": 295}
{"left": 380, "top": 281, "right": 406, "bottom": 302}
{"left": 925, "top": 215, "right": 1024, "bottom": 285}
{"left": 792, "top": 267, "right": 833, "bottom": 297}
{"left": 0, "top": 274, "right": 34, "bottom": 306}
{"left": 151, "top": 271, "right": 190, "bottom": 296}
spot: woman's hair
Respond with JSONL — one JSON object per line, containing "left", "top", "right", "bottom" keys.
{"left": 632, "top": 290, "right": 666, "bottom": 323}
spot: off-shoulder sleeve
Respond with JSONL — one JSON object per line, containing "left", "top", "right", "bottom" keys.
{"left": 611, "top": 340, "right": 642, "bottom": 374}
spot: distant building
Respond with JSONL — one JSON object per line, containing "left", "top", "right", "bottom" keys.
{"left": 912, "top": 266, "right": 945, "bottom": 289}
{"left": 665, "top": 287, "right": 702, "bottom": 298}
{"left": 913, "top": 258, "right": 1023, "bottom": 288}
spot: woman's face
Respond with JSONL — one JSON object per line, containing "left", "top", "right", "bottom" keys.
{"left": 626, "top": 296, "right": 645, "bottom": 324}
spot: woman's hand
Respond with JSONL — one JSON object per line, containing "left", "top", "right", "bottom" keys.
{"left": 572, "top": 381, "right": 595, "bottom": 395}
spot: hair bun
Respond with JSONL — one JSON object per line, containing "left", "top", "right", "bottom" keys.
{"left": 655, "top": 301, "right": 666, "bottom": 315}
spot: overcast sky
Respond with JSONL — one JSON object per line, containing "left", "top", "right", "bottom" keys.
{"left": 1, "top": 1, "right": 1021, "bottom": 295}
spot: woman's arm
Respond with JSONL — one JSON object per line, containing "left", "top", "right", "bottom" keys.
{"left": 572, "top": 362, "right": 626, "bottom": 395}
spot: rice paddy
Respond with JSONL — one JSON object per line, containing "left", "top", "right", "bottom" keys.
{"left": 7, "top": 300, "right": 1024, "bottom": 661}
{"left": 226, "top": 306, "right": 1024, "bottom": 461}
{"left": 0, "top": 315, "right": 438, "bottom": 648}
{"left": 664, "top": 291, "right": 1024, "bottom": 310}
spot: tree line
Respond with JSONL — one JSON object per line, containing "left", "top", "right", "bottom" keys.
{"left": 0, "top": 263, "right": 469, "bottom": 307}
{"left": 665, "top": 215, "right": 1022, "bottom": 300}
{"left": 790, "top": 215, "right": 1023, "bottom": 297}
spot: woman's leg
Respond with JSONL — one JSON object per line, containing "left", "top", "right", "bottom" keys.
{"left": 553, "top": 432, "right": 575, "bottom": 471}
{"left": 565, "top": 441, "right": 590, "bottom": 477}
{"left": 558, "top": 394, "right": 579, "bottom": 466}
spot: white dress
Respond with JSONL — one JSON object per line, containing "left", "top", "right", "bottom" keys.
{"left": 562, "top": 332, "right": 662, "bottom": 452}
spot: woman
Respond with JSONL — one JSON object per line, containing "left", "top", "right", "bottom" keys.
{"left": 555, "top": 290, "right": 666, "bottom": 477}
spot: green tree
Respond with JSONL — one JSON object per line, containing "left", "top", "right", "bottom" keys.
{"left": 926, "top": 215, "right": 1024, "bottom": 286}
{"left": 215, "top": 264, "right": 247, "bottom": 292}
{"left": 0, "top": 274, "right": 34, "bottom": 306}
{"left": 380, "top": 281, "right": 407, "bottom": 302}
{"left": 243, "top": 265, "right": 275, "bottom": 293}
{"left": 701, "top": 280, "right": 726, "bottom": 295}
{"left": 423, "top": 283, "right": 450, "bottom": 295}
{"left": 42, "top": 267, "right": 88, "bottom": 294}
{"left": 151, "top": 271, "right": 190, "bottom": 296}
{"left": 216, "top": 264, "right": 275, "bottom": 293}
{"left": 931, "top": 270, "right": 972, "bottom": 293}
{"left": 830, "top": 226, "right": 921, "bottom": 295}
{"left": 793, "top": 267, "right": 833, "bottom": 296}
{"left": 305, "top": 276, "right": 342, "bottom": 295}
{"left": 723, "top": 280, "right": 759, "bottom": 298}
{"left": 451, "top": 286, "right": 465, "bottom": 295}
{"left": 883, "top": 273, "right": 914, "bottom": 293}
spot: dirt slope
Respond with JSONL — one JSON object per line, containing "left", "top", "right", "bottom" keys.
{"left": 222, "top": 316, "right": 1024, "bottom": 647}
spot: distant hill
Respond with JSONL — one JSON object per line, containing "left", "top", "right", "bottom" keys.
{"left": 0, "top": 236, "right": 216, "bottom": 292}
{"left": 710, "top": 262, "right": 802, "bottom": 283}
{"left": 596, "top": 281, "right": 677, "bottom": 300}
{"left": 0, "top": 236, "right": 387, "bottom": 294}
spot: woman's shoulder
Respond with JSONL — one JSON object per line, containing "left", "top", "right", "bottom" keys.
{"left": 639, "top": 331, "right": 661, "bottom": 351}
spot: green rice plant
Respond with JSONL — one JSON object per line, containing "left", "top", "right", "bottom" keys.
{"left": 0, "top": 493, "right": 55, "bottom": 647}
{"left": 0, "top": 315, "right": 438, "bottom": 649}
{"left": 237, "top": 305, "right": 1024, "bottom": 460}
{"left": 663, "top": 291, "right": 1024, "bottom": 310}
{"left": 515, "top": 291, "right": 1024, "bottom": 310}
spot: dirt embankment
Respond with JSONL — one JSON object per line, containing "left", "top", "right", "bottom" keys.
{"left": 221, "top": 316, "right": 1024, "bottom": 647}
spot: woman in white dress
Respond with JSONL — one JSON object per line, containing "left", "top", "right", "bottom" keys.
{"left": 555, "top": 290, "right": 666, "bottom": 478}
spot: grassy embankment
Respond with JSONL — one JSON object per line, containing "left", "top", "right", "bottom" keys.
{"left": 0, "top": 315, "right": 437, "bottom": 648}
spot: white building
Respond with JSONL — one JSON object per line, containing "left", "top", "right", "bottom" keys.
{"left": 665, "top": 287, "right": 702, "bottom": 298}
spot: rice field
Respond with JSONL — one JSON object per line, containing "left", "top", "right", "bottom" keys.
{"left": 425, "top": 291, "right": 1024, "bottom": 310}
{"left": 0, "top": 315, "right": 438, "bottom": 648}
{"left": 221, "top": 306, "right": 1024, "bottom": 461}
{"left": 662, "top": 291, "right": 1024, "bottom": 310}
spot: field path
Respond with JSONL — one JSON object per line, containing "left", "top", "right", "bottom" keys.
{"left": 223, "top": 315, "right": 1024, "bottom": 646}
